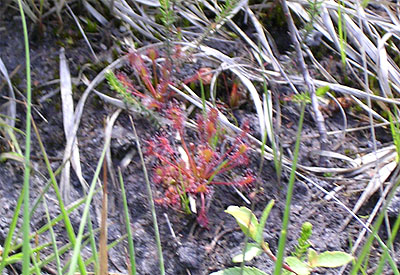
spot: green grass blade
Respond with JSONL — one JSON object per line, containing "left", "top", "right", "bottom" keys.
{"left": 374, "top": 209, "right": 400, "bottom": 274}
{"left": 273, "top": 102, "right": 306, "bottom": 275}
{"left": 32, "top": 230, "right": 99, "bottom": 273}
{"left": 0, "top": 117, "right": 23, "bottom": 155}
{"left": 352, "top": 179, "right": 400, "bottom": 275}
{"left": 118, "top": 167, "right": 137, "bottom": 275}
{"left": 11, "top": 193, "right": 90, "bottom": 254}
{"left": 43, "top": 197, "right": 63, "bottom": 274}
{"left": 87, "top": 212, "right": 99, "bottom": 273}
{"left": 30, "top": 247, "right": 42, "bottom": 275}
{"left": 255, "top": 200, "right": 275, "bottom": 244}
{"left": 0, "top": 189, "right": 24, "bottom": 272}
{"left": 130, "top": 116, "right": 165, "bottom": 274}
{"left": 66, "top": 109, "right": 121, "bottom": 275}
{"left": 84, "top": 234, "right": 127, "bottom": 266}
{"left": 31, "top": 116, "right": 88, "bottom": 274}
{"left": 337, "top": 0, "right": 347, "bottom": 68}
{"left": 31, "top": 241, "right": 73, "bottom": 272}
{"left": 17, "top": 0, "right": 32, "bottom": 272}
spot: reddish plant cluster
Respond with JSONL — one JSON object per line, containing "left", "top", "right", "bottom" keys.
{"left": 116, "top": 47, "right": 216, "bottom": 111}
{"left": 146, "top": 107, "right": 255, "bottom": 228}
{"left": 112, "top": 47, "right": 255, "bottom": 228}
{"left": 116, "top": 49, "right": 174, "bottom": 110}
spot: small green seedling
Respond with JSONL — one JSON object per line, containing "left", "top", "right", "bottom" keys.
{"left": 292, "top": 86, "right": 330, "bottom": 104}
{"left": 211, "top": 202, "right": 297, "bottom": 275}
{"left": 283, "top": 222, "right": 353, "bottom": 275}
{"left": 212, "top": 204, "right": 353, "bottom": 275}
{"left": 388, "top": 111, "right": 400, "bottom": 163}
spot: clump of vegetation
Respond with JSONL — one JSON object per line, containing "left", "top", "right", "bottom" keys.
{"left": 212, "top": 204, "right": 353, "bottom": 275}
{"left": 146, "top": 107, "right": 255, "bottom": 228}
{"left": 108, "top": 47, "right": 214, "bottom": 110}
{"left": 115, "top": 49, "right": 175, "bottom": 110}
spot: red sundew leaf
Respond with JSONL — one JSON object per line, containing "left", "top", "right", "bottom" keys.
{"left": 154, "top": 198, "right": 166, "bottom": 205}
{"left": 167, "top": 106, "right": 185, "bottom": 130}
{"left": 238, "top": 143, "right": 249, "bottom": 154}
{"left": 208, "top": 108, "right": 218, "bottom": 123}
{"left": 231, "top": 152, "right": 250, "bottom": 166}
{"left": 195, "top": 108, "right": 223, "bottom": 146}
{"left": 159, "top": 137, "right": 174, "bottom": 155}
{"left": 235, "top": 175, "right": 256, "bottom": 187}
{"left": 196, "top": 184, "right": 208, "bottom": 193}
{"left": 147, "top": 48, "right": 158, "bottom": 61}
{"left": 199, "top": 148, "right": 215, "bottom": 163}
{"left": 145, "top": 140, "right": 157, "bottom": 155}
{"left": 116, "top": 72, "right": 129, "bottom": 83}
{"left": 164, "top": 188, "right": 181, "bottom": 206}
{"left": 229, "top": 81, "right": 240, "bottom": 107}
{"left": 142, "top": 76, "right": 158, "bottom": 99}
{"left": 197, "top": 67, "right": 213, "bottom": 85}
{"left": 129, "top": 52, "right": 146, "bottom": 74}
{"left": 128, "top": 52, "right": 158, "bottom": 98}
{"left": 116, "top": 73, "right": 145, "bottom": 98}
{"left": 142, "top": 97, "right": 162, "bottom": 109}
{"left": 152, "top": 173, "right": 163, "bottom": 185}
{"left": 173, "top": 45, "right": 182, "bottom": 60}
{"left": 206, "top": 121, "right": 216, "bottom": 138}
{"left": 157, "top": 80, "right": 171, "bottom": 99}
{"left": 196, "top": 115, "right": 207, "bottom": 143}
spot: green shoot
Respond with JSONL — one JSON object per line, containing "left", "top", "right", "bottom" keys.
{"left": 159, "top": 0, "right": 175, "bottom": 29}
{"left": 274, "top": 98, "right": 306, "bottom": 275}
{"left": 130, "top": 116, "right": 165, "bottom": 275}
{"left": 42, "top": 197, "right": 62, "bottom": 274}
{"left": 66, "top": 110, "right": 121, "bottom": 275}
{"left": 118, "top": 168, "right": 137, "bottom": 275}
{"left": 389, "top": 112, "right": 400, "bottom": 163}
{"left": 17, "top": 0, "right": 32, "bottom": 272}
{"left": 292, "top": 222, "right": 312, "bottom": 260}
{"left": 337, "top": 0, "right": 347, "bottom": 69}
{"left": 222, "top": 205, "right": 353, "bottom": 275}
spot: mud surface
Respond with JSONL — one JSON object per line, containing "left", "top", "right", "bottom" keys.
{"left": 1, "top": 8, "right": 399, "bottom": 275}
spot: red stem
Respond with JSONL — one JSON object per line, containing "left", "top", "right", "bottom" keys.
{"left": 261, "top": 242, "right": 298, "bottom": 275}
{"left": 153, "top": 151, "right": 192, "bottom": 179}
{"left": 204, "top": 146, "right": 244, "bottom": 178}
{"left": 179, "top": 129, "right": 199, "bottom": 181}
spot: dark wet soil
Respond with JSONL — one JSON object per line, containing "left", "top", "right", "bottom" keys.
{"left": 1, "top": 6, "right": 399, "bottom": 275}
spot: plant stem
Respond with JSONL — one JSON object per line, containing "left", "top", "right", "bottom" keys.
{"left": 130, "top": 116, "right": 165, "bottom": 275}
{"left": 118, "top": 168, "right": 137, "bottom": 275}
{"left": 18, "top": 0, "right": 32, "bottom": 272}
{"left": 273, "top": 102, "right": 306, "bottom": 275}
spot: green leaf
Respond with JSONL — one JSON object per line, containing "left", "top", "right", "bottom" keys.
{"left": 2, "top": 242, "right": 52, "bottom": 266}
{"left": 316, "top": 86, "right": 330, "bottom": 97}
{"left": 285, "top": 256, "right": 311, "bottom": 275}
{"left": 2, "top": 252, "right": 23, "bottom": 265}
{"left": 0, "top": 152, "right": 24, "bottom": 163}
{"left": 255, "top": 200, "right": 274, "bottom": 243}
{"left": 307, "top": 248, "right": 318, "bottom": 268}
{"left": 314, "top": 251, "right": 354, "bottom": 268}
{"left": 210, "top": 266, "right": 269, "bottom": 275}
{"left": 225, "top": 206, "right": 259, "bottom": 240}
{"left": 232, "top": 243, "right": 263, "bottom": 263}
{"left": 292, "top": 93, "right": 311, "bottom": 104}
